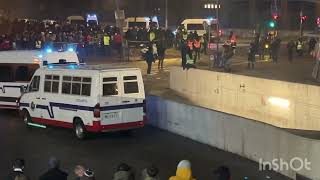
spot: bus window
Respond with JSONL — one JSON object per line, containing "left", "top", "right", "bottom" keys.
{"left": 128, "top": 22, "right": 146, "bottom": 28}
{"left": 187, "top": 24, "right": 204, "bottom": 30}
{"left": 0, "top": 66, "right": 14, "bottom": 82}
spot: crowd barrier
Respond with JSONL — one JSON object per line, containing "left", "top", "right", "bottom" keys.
{"left": 169, "top": 67, "right": 320, "bottom": 131}
{"left": 146, "top": 95, "right": 320, "bottom": 180}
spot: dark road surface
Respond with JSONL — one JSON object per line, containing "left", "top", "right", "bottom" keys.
{"left": 0, "top": 110, "right": 290, "bottom": 180}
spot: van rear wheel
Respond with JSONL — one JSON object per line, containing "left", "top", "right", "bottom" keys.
{"left": 74, "top": 121, "right": 86, "bottom": 140}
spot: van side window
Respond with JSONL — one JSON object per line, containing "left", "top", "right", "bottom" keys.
{"left": 62, "top": 76, "right": 91, "bottom": 96}
{"left": 29, "top": 76, "right": 40, "bottom": 92}
{"left": 44, "top": 75, "right": 60, "bottom": 93}
{"left": 103, "top": 77, "right": 118, "bottom": 96}
{"left": 123, "top": 76, "right": 139, "bottom": 94}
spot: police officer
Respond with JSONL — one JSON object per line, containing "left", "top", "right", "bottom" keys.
{"left": 296, "top": 38, "right": 303, "bottom": 57}
{"left": 103, "top": 33, "right": 111, "bottom": 56}
{"left": 35, "top": 39, "right": 42, "bottom": 49}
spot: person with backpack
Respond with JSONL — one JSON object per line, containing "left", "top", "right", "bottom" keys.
{"left": 7, "top": 159, "right": 29, "bottom": 180}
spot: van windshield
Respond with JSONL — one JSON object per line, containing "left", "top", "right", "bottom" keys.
{"left": 187, "top": 24, "right": 204, "bottom": 30}
{"left": 128, "top": 22, "right": 146, "bottom": 28}
{"left": 0, "top": 64, "right": 39, "bottom": 82}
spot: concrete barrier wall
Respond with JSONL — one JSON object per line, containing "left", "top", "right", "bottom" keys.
{"left": 147, "top": 95, "right": 320, "bottom": 180}
{"left": 169, "top": 67, "right": 320, "bottom": 131}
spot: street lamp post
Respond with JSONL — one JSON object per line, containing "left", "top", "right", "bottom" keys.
{"left": 165, "top": 0, "right": 168, "bottom": 29}
{"left": 216, "top": 0, "right": 220, "bottom": 55}
{"left": 113, "top": 0, "right": 126, "bottom": 60}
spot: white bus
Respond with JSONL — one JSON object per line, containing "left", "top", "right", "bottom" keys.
{"left": 0, "top": 50, "right": 79, "bottom": 109}
{"left": 123, "top": 17, "right": 159, "bottom": 32}
{"left": 19, "top": 64, "right": 146, "bottom": 139}
{"left": 181, "top": 18, "right": 218, "bottom": 37}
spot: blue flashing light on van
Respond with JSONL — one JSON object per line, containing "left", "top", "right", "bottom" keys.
{"left": 46, "top": 48, "right": 53, "bottom": 53}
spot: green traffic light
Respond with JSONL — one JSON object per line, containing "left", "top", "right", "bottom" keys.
{"left": 269, "top": 21, "right": 276, "bottom": 28}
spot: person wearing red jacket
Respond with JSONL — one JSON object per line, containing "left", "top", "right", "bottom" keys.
{"left": 113, "top": 32, "right": 122, "bottom": 56}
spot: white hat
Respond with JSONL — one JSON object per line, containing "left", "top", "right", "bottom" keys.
{"left": 177, "top": 160, "right": 191, "bottom": 169}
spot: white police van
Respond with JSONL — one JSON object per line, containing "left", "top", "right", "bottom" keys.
{"left": 19, "top": 64, "right": 146, "bottom": 139}
{"left": 0, "top": 50, "right": 79, "bottom": 109}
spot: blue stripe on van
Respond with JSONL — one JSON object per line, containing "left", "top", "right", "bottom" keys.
{"left": 36, "top": 104, "right": 55, "bottom": 118}
{"left": 33, "top": 102, "right": 144, "bottom": 119}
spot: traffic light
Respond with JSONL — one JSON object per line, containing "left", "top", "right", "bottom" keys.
{"left": 272, "top": 14, "right": 279, "bottom": 21}
{"left": 268, "top": 20, "right": 276, "bottom": 28}
{"left": 300, "top": 15, "right": 307, "bottom": 22}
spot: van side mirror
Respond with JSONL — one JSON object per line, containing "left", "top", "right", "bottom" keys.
{"left": 20, "top": 85, "right": 29, "bottom": 94}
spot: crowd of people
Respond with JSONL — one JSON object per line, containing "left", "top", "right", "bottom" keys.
{"left": 247, "top": 32, "right": 319, "bottom": 70}
{"left": 7, "top": 158, "right": 232, "bottom": 180}
{"left": 0, "top": 19, "right": 125, "bottom": 58}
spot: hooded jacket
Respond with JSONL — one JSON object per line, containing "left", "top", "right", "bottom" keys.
{"left": 169, "top": 160, "right": 196, "bottom": 180}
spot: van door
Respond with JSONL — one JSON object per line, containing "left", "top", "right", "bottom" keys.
{"left": 38, "top": 74, "right": 61, "bottom": 123}
{"left": 26, "top": 75, "right": 42, "bottom": 119}
{"left": 100, "top": 72, "right": 123, "bottom": 126}
{"left": 121, "top": 71, "right": 145, "bottom": 124}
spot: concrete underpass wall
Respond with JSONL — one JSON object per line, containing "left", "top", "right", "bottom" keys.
{"left": 146, "top": 95, "right": 320, "bottom": 180}
{"left": 169, "top": 67, "right": 320, "bottom": 131}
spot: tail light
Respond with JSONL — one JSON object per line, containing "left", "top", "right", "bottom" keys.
{"left": 93, "top": 103, "right": 101, "bottom": 118}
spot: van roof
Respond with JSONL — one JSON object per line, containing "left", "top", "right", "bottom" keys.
{"left": 67, "top": 16, "right": 85, "bottom": 21}
{"left": 0, "top": 50, "right": 38, "bottom": 64}
{"left": 42, "top": 65, "right": 140, "bottom": 72}
{"left": 182, "top": 19, "right": 207, "bottom": 24}
{"left": 181, "top": 18, "right": 217, "bottom": 24}
{"left": 126, "top": 17, "right": 149, "bottom": 22}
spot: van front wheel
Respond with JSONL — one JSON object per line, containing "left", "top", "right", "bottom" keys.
{"left": 22, "top": 110, "right": 31, "bottom": 125}
{"left": 74, "top": 120, "right": 86, "bottom": 140}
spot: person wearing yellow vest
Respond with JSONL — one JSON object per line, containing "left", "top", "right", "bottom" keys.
{"left": 35, "top": 40, "right": 42, "bottom": 49}
{"left": 149, "top": 30, "right": 156, "bottom": 42}
{"left": 296, "top": 38, "right": 303, "bottom": 57}
{"left": 193, "top": 37, "right": 201, "bottom": 63}
{"left": 103, "top": 34, "right": 111, "bottom": 56}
